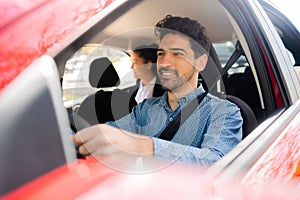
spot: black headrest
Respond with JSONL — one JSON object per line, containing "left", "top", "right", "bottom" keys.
{"left": 89, "top": 57, "right": 120, "bottom": 88}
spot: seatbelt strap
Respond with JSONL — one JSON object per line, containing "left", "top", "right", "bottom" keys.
{"left": 221, "top": 41, "right": 244, "bottom": 80}
{"left": 158, "top": 91, "right": 208, "bottom": 141}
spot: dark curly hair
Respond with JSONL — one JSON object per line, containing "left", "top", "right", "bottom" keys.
{"left": 155, "top": 15, "right": 210, "bottom": 58}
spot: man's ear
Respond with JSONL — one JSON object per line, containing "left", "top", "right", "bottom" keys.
{"left": 195, "top": 54, "right": 208, "bottom": 72}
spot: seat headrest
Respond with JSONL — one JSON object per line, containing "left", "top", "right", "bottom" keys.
{"left": 199, "top": 41, "right": 222, "bottom": 92}
{"left": 89, "top": 57, "right": 120, "bottom": 88}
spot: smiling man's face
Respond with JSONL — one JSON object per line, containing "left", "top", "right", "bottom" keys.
{"left": 157, "top": 33, "right": 199, "bottom": 92}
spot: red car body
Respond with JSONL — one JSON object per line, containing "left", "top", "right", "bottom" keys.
{"left": 0, "top": 0, "right": 114, "bottom": 90}
{"left": 3, "top": 156, "right": 300, "bottom": 200}
{"left": 1, "top": 0, "right": 300, "bottom": 199}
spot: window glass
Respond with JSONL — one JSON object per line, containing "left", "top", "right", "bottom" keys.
{"left": 213, "top": 42, "right": 249, "bottom": 75}
{"left": 262, "top": 0, "right": 300, "bottom": 66}
{"left": 62, "top": 45, "right": 133, "bottom": 106}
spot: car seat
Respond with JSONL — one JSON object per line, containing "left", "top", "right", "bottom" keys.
{"left": 224, "top": 67, "right": 262, "bottom": 123}
{"left": 201, "top": 41, "right": 258, "bottom": 138}
{"left": 77, "top": 57, "right": 132, "bottom": 125}
{"left": 216, "top": 93, "right": 257, "bottom": 139}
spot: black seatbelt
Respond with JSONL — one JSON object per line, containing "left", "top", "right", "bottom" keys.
{"left": 158, "top": 91, "right": 208, "bottom": 141}
{"left": 221, "top": 41, "right": 244, "bottom": 80}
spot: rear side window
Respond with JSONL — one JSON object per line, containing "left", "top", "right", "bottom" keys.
{"left": 62, "top": 45, "right": 132, "bottom": 106}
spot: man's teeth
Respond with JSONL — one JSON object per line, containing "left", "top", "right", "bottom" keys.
{"left": 162, "top": 71, "right": 174, "bottom": 76}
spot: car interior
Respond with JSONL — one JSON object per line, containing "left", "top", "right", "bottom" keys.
{"left": 76, "top": 57, "right": 134, "bottom": 125}
{"left": 58, "top": 0, "right": 299, "bottom": 181}
{"left": 58, "top": 0, "right": 299, "bottom": 135}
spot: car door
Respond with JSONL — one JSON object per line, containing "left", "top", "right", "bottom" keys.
{"left": 209, "top": 0, "right": 300, "bottom": 184}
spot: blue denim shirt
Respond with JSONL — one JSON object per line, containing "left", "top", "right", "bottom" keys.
{"left": 106, "top": 85, "right": 242, "bottom": 166}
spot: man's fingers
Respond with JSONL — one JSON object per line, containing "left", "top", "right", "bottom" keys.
{"left": 74, "top": 125, "right": 109, "bottom": 155}
{"left": 73, "top": 125, "right": 101, "bottom": 145}
{"left": 78, "top": 144, "right": 90, "bottom": 156}
{"left": 73, "top": 132, "right": 84, "bottom": 147}
{"left": 72, "top": 124, "right": 154, "bottom": 158}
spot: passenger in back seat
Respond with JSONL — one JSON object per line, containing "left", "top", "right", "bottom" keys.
{"left": 73, "top": 15, "right": 243, "bottom": 167}
{"left": 129, "top": 44, "right": 165, "bottom": 111}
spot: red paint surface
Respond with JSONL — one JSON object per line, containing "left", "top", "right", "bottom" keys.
{"left": 244, "top": 110, "right": 300, "bottom": 185}
{"left": 0, "top": 0, "right": 114, "bottom": 91}
{"left": 1, "top": 0, "right": 50, "bottom": 28}
{"left": 3, "top": 156, "right": 300, "bottom": 199}
{"left": 2, "top": 157, "right": 121, "bottom": 199}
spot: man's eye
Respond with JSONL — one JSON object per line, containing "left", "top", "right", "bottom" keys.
{"left": 173, "top": 52, "right": 183, "bottom": 56}
{"left": 157, "top": 52, "right": 164, "bottom": 56}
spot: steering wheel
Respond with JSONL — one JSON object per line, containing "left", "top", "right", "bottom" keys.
{"left": 67, "top": 107, "right": 91, "bottom": 132}
{"left": 67, "top": 108, "right": 91, "bottom": 158}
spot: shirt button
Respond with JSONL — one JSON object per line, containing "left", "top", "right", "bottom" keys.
{"left": 169, "top": 118, "right": 173, "bottom": 121}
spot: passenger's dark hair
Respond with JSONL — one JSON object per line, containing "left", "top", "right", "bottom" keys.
{"left": 132, "top": 44, "right": 158, "bottom": 74}
{"left": 155, "top": 15, "right": 210, "bottom": 58}
{"left": 133, "top": 44, "right": 158, "bottom": 64}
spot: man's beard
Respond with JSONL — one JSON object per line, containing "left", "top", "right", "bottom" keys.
{"left": 158, "top": 67, "right": 195, "bottom": 92}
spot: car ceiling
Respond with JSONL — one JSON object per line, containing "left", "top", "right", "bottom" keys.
{"left": 89, "top": 0, "right": 234, "bottom": 50}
